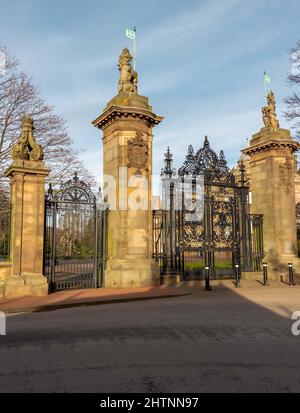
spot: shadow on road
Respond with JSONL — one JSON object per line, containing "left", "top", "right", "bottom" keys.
{"left": 0, "top": 280, "right": 299, "bottom": 393}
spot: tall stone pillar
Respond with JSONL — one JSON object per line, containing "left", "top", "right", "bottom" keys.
{"left": 93, "top": 48, "right": 163, "bottom": 288}
{"left": 4, "top": 116, "right": 50, "bottom": 298}
{"left": 243, "top": 91, "right": 300, "bottom": 279}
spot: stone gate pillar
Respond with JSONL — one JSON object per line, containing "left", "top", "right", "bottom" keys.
{"left": 4, "top": 116, "right": 50, "bottom": 298}
{"left": 243, "top": 91, "right": 300, "bottom": 280}
{"left": 93, "top": 48, "right": 163, "bottom": 288}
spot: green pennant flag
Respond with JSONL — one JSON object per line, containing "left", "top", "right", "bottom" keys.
{"left": 264, "top": 71, "right": 271, "bottom": 85}
{"left": 126, "top": 29, "right": 136, "bottom": 40}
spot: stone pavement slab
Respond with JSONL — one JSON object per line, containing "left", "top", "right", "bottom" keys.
{"left": 0, "top": 279, "right": 298, "bottom": 315}
{"left": 0, "top": 285, "right": 191, "bottom": 314}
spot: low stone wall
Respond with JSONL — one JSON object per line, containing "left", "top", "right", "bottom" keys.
{"left": 0, "top": 262, "right": 11, "bottom": 278}
{"left": 0, "top": 262, "right": 12, "bottom": 298}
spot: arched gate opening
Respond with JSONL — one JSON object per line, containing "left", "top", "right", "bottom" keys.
{"left": 44, "top": 174, "right": 107, "bottom": 292}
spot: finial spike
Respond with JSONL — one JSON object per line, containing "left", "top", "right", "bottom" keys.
{"left": 161, "top": 146, "right": 176, "bottom": 178}
{"left": 204, "top": 136, "right": 210, "bottom": 148}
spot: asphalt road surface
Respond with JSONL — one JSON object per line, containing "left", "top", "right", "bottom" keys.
{"left": 0, "top": 283, "right": 300, "bottom": 393}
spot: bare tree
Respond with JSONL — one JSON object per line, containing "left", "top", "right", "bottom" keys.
{"left": 285, "top": 41, "right": 300, "bottom": 140}
{"left": 0, "top": 46, "right": 95, "bottom": 188}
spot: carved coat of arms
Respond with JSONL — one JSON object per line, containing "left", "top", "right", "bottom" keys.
{"left": 127, "top": 132, "right": 148, "bottom": 171}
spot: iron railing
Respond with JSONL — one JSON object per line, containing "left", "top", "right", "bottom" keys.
{"left": 0, "top": 208, "right": 10, "bottom": 261}
{"left": 242, "top": 214, "right": 264, "bottom": 272}
{"left": 153, "top": 208, "right": 264, "bottom": 279}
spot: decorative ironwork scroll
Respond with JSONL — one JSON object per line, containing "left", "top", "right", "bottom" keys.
{"left": 47, "top": 172, "right": 95, "bottom": 204}
{"left": 212, "top": 199, "right": 234, "bottom": 249}
{"left": 178, "top": 136, "right": 236, "bottom": 185}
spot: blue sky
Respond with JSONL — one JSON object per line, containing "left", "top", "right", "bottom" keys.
{"left": 1, "top": 0, "right": 300, "bottom": 191}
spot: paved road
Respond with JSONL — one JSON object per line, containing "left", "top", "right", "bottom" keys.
{"left": 0, "top": 283, "right": 300, "bottom": 393}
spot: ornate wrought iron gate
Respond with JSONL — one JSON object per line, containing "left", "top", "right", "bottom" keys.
{"left": 44, "top": 174, "right": 107, "bottom": 292}
{"left": 153, "top": 138, "right": 264, "bottom": 280}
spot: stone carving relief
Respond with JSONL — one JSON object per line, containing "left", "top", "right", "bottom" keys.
{"left": 279, "top": 157, "right": 293, "bottom": 194}
{"left": 127, "top": 132, "right": 148, "bottom": 171}
{"left": 12, "top": 115, "right": 44, "bottom": 161}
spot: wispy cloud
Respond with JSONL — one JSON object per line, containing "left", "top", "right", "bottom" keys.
{"left": 139, "top": 0, "right": 243, "bottom": 54}
{"left": 1, "top": 0, "right": 299, "bottom": 183}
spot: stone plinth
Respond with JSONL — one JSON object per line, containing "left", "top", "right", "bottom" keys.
{"left": 243, "top": 127, "right": 300, "bottom": 280}
{"left": 4, "top": 159, "right": 50, "bottom": 298}
{"left": 0, "top": 263, "right": 11, "bottom": 298}
{"left": 93, "top": 94, "right": 163, "bottom": 288}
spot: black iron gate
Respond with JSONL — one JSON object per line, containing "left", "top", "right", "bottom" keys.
{"left": 154, "top": 139, "right": 264, "bottom": 280}
{"left": 0, "top": 208, "right": 10, "bottom": 262}
{"left": 44, "top": 173, "right": 107, "bottom": 292}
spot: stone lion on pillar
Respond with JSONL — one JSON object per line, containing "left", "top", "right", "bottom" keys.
{"left": 118, "top": 48, "right": 138, "bottom": 95}
{"left": 262, "top": 91, "right": 280, "bottom": 129}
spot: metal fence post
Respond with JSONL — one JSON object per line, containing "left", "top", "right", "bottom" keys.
{"left": 102, "top": 208, "right": 108, "bottom": 287}
{"left": 93, "top": 204, "right": 98, "bottom": 289}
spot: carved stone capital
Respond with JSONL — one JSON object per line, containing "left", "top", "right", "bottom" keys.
{"left": 243, "top": 139, "right": 300, "bottom": 156}
{"left": 92, "top": 105, "right": 164, "bottom": 131}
